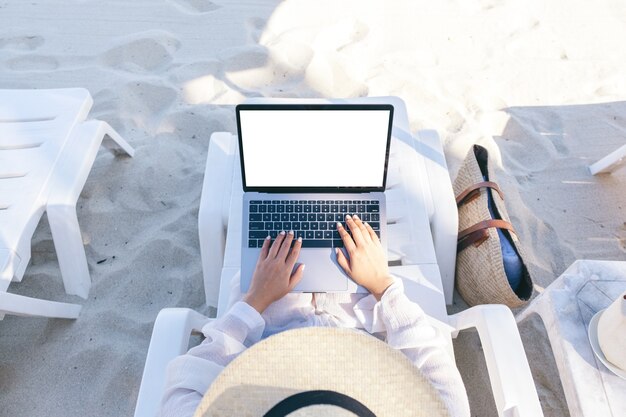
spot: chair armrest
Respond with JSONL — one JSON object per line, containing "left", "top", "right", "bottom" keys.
{"left": 48, "top": 120, "right": 133, "bottom": 206}
{"left": 134, "top": 308, "right": 212, "bottom": 417}
{"left": 448, "top": 305, "right": 543, "bottom": 417}
{"left": 199, "top": 132, "right": 237, "bottom": 306}
{"left": 416, "top": 129, "right": 457, "bottom": 305}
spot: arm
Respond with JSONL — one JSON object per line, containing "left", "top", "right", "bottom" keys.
{"left": 160, "top": 231, "right": 303, "bottom": 417}
{"left": 159, "top": 301, "right": 265, "bottom": 417}
{"left": 337, "top": 214, "right": 470, "bottom": 417}
{"left": 378, "top": 280, "right": 470, "bottom": 417}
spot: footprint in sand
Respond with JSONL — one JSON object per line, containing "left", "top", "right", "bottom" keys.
{"left": 170, "top": 60, "right": 222, "bottom": 84}
{"left": 159, "top": 109, "right": 233, "bottom": 142}
{"left": 479, "top": 0, "right": 504, "bottom": 11}
{"left": 254, "top": 18, "right": 370, "bottom": 97}
{"left": 91, "top": 88, "right": 120, "bottom": 116}
{"left": 247, "top": 17, "right": 267, "bottom": 43}
{"left": 101, "top": 34, "right": 181, "bottom": 73}
{"left": 618, "top": 222, "right": 626, "bottom": 252}
{"left": 0, "top": 35, "right": 44, "bottom": 51}
{"left": 222, "top": 45, "right": 269, "bottom": 73}
{"left": 168, "top": 0, "right": 221, "bottom": 14}
{"left": 124, "top": 81, "right": 179, "bottom": 114}
{"left": 6, "top": 55, "right": 58, "bottom": 71}
{"left": 499, "top": 107, "right": 569, "bottom": 176}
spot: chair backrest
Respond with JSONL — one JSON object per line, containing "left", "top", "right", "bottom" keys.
{"left": 0, "top": 88, "right": 93, "bottom": 257}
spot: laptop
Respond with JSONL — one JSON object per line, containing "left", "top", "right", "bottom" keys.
{"left": 237, "top": 103, "right": 394, "bottom": 293}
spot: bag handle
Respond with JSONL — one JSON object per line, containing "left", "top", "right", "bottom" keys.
{"left": 456, "top": 181, "right": 504, "bottom": 207}
{"left": 457, "top": 219, "right": 516, "bottom": 253}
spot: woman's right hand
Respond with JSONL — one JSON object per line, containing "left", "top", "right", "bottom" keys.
{"left": 335, "top": 214, "right": 395, "bottom": 300}
{"left": 244, "top": 231, "right": 304, "bottom": 313}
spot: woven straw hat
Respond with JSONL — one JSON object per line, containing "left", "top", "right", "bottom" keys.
{"left": 194, "top": 327, "right": 449, "bottom": 417}
{"left": 453, "top": 144, "right": 533, "bottom": 308}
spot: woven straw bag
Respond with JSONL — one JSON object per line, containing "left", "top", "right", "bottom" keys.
{"left": 453, "top": 145, "right": 533, "bottom": 308}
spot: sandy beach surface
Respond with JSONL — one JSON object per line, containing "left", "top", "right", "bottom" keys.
{"left": 1, "top": 0, "right": 625, "bottom": 416}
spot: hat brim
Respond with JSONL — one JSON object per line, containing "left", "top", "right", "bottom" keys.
{"left": 195, "top": 327, "right": 449, "bottom": 417}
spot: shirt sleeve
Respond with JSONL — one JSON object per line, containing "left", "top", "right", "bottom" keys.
{"left": 377, "top": 280, "right": 471, "bottom": 417}
{"left": 159, "top": 301, "right": 265, "bottom": 417}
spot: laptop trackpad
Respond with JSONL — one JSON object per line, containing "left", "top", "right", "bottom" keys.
{"left": 292, "top": 248, "right": 349, "bottom": 292}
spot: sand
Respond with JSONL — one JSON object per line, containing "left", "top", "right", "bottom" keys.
{"left": 1, "top": 0, "right": 625, "bottom": 416}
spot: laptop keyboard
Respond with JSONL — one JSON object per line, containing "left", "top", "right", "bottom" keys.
{"left": 247, "top": 199, "right": 380, "bottom": 248}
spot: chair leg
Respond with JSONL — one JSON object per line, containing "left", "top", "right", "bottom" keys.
{"left": 47, "top": 203, "right": 91, "bottom": 299}
{"left": 450, "top": 304, "right": 544, "bottom": 417}
{"left": 134, "top": 308, "right": 211, "bottom": 417}
{"left": 100, "top": 121, "right": 135, "bottom": 157}
{"left": 589, "top": 144, "right": 626, "bottom": 175}
{"left": 0, "top": 292, "right": 81, "bottom": 319}
{"left": 45, "top": 120, "right": 133, "bottom": 300}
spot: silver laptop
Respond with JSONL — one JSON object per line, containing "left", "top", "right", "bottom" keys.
{"left": 238, "top": 103, "right": 394, "bottom": 293}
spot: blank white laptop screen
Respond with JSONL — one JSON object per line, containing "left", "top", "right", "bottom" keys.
{"left": 239, "top": 108, "right": 392, "bottom": 188}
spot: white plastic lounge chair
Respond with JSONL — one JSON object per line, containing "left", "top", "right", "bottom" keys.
{"left": 516, "top": 260, "right": 626, "bottom": 416}
{"left": 134, "top": 97, "right": 543, "bottom": 417}
{"left": 589, "top": 144, "right": 626, "bottom": 175}
{"left": 0, "top": 88, "right": 134, "bottom": 319}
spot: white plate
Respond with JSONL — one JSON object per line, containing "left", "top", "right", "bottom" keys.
{"left": 588, "top": 309, "right": 626, "bottom": 380}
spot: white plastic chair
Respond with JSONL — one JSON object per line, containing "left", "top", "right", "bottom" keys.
{"left": 589, "top": 144, "right": 626, "bottom": 175}
{"left": 134, "top": 279, "right": 542, "bottom": 417}
{"left": 135, "top": 97, "right": 543, "bottom": 417}
{"left": 0, "top": 88, "right": 134, "bottom": 319}
{"left": 516, "top": 260, "right": 626, "bottom": 416}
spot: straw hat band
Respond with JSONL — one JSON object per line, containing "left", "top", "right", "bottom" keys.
{"left": 264, "top": 390, "right": 375, "bottom": 417}
{"left": 455, "top": 181, "right": 504, "bottom": 206}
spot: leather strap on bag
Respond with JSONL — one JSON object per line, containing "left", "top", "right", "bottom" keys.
{"left": 456, "top": 181, "right": 504, "bottom": 207}
{"left": 457, "top": 219, "right": 517, "bottom": 253}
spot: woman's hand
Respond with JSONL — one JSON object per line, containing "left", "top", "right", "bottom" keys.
{"left": 335, "top": 214, "right": 394, "bottom": 300}
{"left": 243, "top": 231, "right": 305, "bottom": 313}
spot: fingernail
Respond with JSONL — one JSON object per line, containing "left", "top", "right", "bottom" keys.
{"left": 335, "top": 248, "right": 339, "bottom": 254}
{"left": 353, "top": 214, "right": 359, "bottom": 220}
{"left": 266, "top": 235, "right": 271, "bottom": 240}
{"left": 336, "top": 222, "right": 342, "bottom": 228}
{"left": 288, "top": 230, "right": 294, "bottom": 235}
{"left": 346, "top": 214, "right": 352, "bottom": 219}
{"left": 297, "top": 237, "right": 302, "bottom": 242}
{"left": 280, "top": 230, "right": 285, "bottom": 235}
{"left": 301, "top": 264, "right": 306, "bottom": 271}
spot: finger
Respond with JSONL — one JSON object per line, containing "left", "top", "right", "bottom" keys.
{"left": 269, "top": 231, "right": 286, "bottom": 258}
{"left": 286, "top": 236, "right": 303, "bottom": 267}
{"left": 259, "top": 235, "right": 271, "bottom": 259}
{"left": 278, "top": 230, "right": 295, "bottom": 260}
{"left": 364, "top": 222, "right": 380, "bottom": 244}
{"left": 337, "top": 221, "right": 357, "bottom": 254}
{"left": 352, "top": 214, "right": 371, "bottom": 243}
{"left": 288, "top": 264, "right": 305, "bottom": 290}
{"left": 345, "top": 215, "right": 366, "bottom": 246}
{"left": 335, "top": 247, "right": 352, "bottom": 276}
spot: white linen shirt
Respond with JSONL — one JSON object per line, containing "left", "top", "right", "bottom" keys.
{"left": 159, "top": 280, "right": 470, "bottom": 417}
